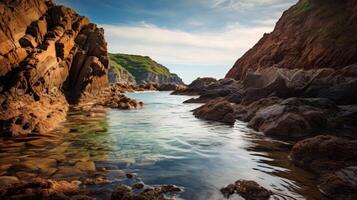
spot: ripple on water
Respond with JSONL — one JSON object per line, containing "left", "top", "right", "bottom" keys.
{"left": 0, "top": 92, "right": 327, "bottom": 200}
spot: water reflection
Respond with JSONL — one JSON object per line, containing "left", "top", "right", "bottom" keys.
{"left": 0, "top": 92, "right": 325, "bottom": 200}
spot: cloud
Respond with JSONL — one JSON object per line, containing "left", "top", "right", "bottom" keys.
{"left": 211, "top": 0, "right": 293, "bottom": 10}
{"left": 101, "top": 22, "right": 273, "bottom": 67}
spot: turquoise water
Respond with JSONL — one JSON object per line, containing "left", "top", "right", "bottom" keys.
{"left": 0, "top": 92, "right": 325, "bottom": 199}
{"left": 103, "top": 92, "right": 323, "bottom": 199}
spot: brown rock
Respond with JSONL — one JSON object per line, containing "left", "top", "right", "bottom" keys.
{"left": 318, "top": 166, "right": 357, "bottom": 200}
{"left": 74, "top": 161, "right": 96, "bottom": 172}
{"left": 221, "top": 180, "right": 272, "bottom": 199}
{"left": 0, "top": 176, "right": 19, "bottom": 186}
{"left": 193, "top": 98, "right": 236, "bottom": 124}
{"left": 290, "top": 135, "right": 357, "bottom": 173}
{"left": 226, "top": 0, "right": 357, "bottom": 80}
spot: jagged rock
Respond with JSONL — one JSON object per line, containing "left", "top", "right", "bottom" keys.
{"left": 290, "top": 135, "right": 357, "bottom": 173}
{"left": 0, "top": 0, "right": 111, "bottom": 136}
{"left": 226, "top": 0, "right": 357, "bottom": 80}
{"left": 221, "top": 180, "right": 272, "bottom": 199}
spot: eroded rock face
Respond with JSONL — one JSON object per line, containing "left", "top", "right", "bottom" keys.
{"left": 0, "top": 0, "right": 116, "bottom": 136}
{"left": 226, "top": 0, "right": 357, "bottom": 80}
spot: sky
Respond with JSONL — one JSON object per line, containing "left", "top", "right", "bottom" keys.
{"left": 57, "top": 0, "right": 297, "bottom": 83}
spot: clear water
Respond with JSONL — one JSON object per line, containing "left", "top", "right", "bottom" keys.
{"left": 0, "top": 92, "right": 326, "bottom": 200}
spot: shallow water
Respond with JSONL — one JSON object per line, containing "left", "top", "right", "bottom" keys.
{"left": 0, "top": 91, "right": 326, "bottom": 200}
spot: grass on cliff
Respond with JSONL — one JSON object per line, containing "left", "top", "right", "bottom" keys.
{"left": 109, "top": 53, "right": 171, "bottom": 78}
{"left": 292, "top": 0, "right": 312, "bottom": 15}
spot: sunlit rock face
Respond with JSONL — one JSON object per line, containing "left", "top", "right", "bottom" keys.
{"left": 0, "top": 0, "right": 109, "bottom": 136}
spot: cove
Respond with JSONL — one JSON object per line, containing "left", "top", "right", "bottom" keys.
{"left": 0, "top": 92, "right": 326, "bottom": 200}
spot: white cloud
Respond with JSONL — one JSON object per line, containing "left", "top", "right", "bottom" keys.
{"left": 102, "top": 22, "right": 273, "bottom": 66}
{"left": 211, "top": 0, "right": 293, "bottom": 10}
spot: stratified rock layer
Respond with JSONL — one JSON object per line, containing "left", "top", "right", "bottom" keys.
{"left": 0, "top": 0, "right": 117, "bottom": 136}
{"left": 226, "top": 0, "right": 357, "bottom": 80}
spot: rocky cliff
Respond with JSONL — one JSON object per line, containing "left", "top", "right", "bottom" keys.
{"left": 109, "top": 53, "right": 184, "bottom": 85}
{"left": 180, "top": 1, "right": 357, "bottom": 198}
{"left": 226, "top": 0, "right": 357, "bottom": 80}
{"left": 0, "top": 0, "right": 141, "bottom": 136}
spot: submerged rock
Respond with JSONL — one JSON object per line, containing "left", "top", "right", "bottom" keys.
{"left": 221, "top": 180, "right": 272, "bottom": 199}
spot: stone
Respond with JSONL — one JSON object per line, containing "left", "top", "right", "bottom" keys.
{"left": 132, "top": 182, "right": 144, "bottom": 190}
{"left": 221, "top": 180, "right": 272, "bottom": 199}
{"left": 9, "top": 158, "right": 57, "bottom": 173}
{"left": 318, "top": 166, "right": 357, "bottom": 200}
{"left": 74, "top": 161, "right": 96, "bottom": 172}
{"left": 111, "top": 185, "right": 132, "bottom": 200}
{"left": 193, "top": 98, "right": 236, "bottom": 124}
{"left": 0, "top": 176, "right": 19, "bottom": 185}
{"left": 51, "top": 167, "right": 85, "bottom": 180}
{"left": 290, "top": 135, "right": 357, "bottom": 173}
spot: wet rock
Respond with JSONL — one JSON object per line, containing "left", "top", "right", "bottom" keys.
{"left": 0, "top": 176, "right": 19, "bottom": 185}
{"left": 15, "top": 171, "right": 38, "bottom": 181}
{"left": 318, "top": 166, "right": 357, "bottom": 200}
{"left": 0, "top": 178, "right": 85, "bottom": 199}
{"left": 74, "top": 161, "right": 96, "bottom": 172}
{"left": 160, "top": 184, "right": 181, "bottom": 193}
{"left": 132, "top": 182, "right": 144, "bottom": 190}
{"left": 51, "top": 167, "right": 85, "bottom": 180}
{"left": 83, "top": 177, "right": 112, "bottom": 185}
{"left": 126, "top": 173, "right": 133, "bottom": 179}
{"left": 221, "top": 180, "right": 272, "bottom": 199}
{"left": 290, "top": 135, "right": 357, "bottom": 173}
{"left": 111, "top": 185, "right": 132, "bottom": 200}
{"left": 9, "top": 158, "right": 57, "bottom": 173}
{"left": 193, "top": 98, "right": 236, "bottom": 124}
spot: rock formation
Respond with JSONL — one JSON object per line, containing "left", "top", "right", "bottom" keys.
{"left": 0, "top": 0, "right": 139, "bottom": 136}
{"left": 226, "top": 0, "right": 357, "bottom": 80}
{"left": 109, "top": 53, "right": 184, "bottom": 86}
{"left": 178, "top": 0, "right": 357, "bottom": 198}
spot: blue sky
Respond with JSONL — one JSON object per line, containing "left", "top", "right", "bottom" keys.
{"left": 57, "top": 0, "right": 297, "bottom": 83}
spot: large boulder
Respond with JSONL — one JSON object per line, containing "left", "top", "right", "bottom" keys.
{"left": 193, "top": 98, "right": 236, "bottom": 124}
{"left": 290, "top": 135, "right": 357, "bottom": 173}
